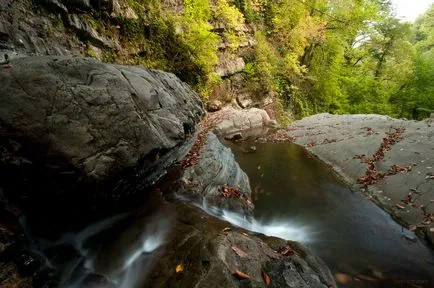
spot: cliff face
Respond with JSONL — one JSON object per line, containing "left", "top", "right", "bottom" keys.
{"left": 0, "top": 0, "right": 271, "bottom": 112}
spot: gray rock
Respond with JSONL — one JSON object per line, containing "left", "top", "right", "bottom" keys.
{"left": 67, "top": 14, "right": 115, "bottom": 48}
{"left": 287, "top": 113, "right": 434, "bottom": 245}
{"left": 209, "top": 107, "right": 271, "bottom": 136}
{"left": 0, "top": 0, "right": 13, "bottom": 9}
{"left": 0, "top": 56, "right": 204, "bottom": 182}
{"left": 0, "top": 21, "right": 8, "bottom": 42}
{"left": 207, "top": 99, "right": 223, "bottom": 112}
{"left": 216, "top": 56, "right": 245, "bottom": 77}
{"left": 109, "top": 0, "right": 138, "bottom": 19}
{"left": 61, "top": 0, "right": 92, "bottom": 10}
{"left": 39, "top": 0, "right": 68, "bottom": 12}
{"left": 179, "top": 133, "right": 253, "bottom": 216}
{"left": 236, "top": 94, "right": 253, "bottom": 108}
{"left": 266, "top": 119, "right": 279, "bottom": 128}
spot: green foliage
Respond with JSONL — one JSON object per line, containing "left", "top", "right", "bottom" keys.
{"left": 82, "top": 0, "right": 433, "bottom": 120}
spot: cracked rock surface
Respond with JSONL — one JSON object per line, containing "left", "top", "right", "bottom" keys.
{"left": 287, "top": 113, "right": 434, "bottom": 245}
{"left": 0, "top": 56, "right": 204, "bottom": 180}
{"left": 0, "top": 56, "right": 204, "bottom": 232}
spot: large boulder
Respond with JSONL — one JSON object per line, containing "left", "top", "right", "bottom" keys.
{"left": 287, "top": 113, "right": 434, "bottom": 245}
{"left": 0, "top": 56, "right": 204, "bottom": 230}
{"left": 0, "top": 56, "right": 203, "bottom": 180}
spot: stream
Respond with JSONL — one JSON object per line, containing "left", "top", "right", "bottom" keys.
{"left": 224, "top": 139, "right": 434, "bottom": 287}
{"left": 20, "top": 137, "right": 434, "bottom": 287}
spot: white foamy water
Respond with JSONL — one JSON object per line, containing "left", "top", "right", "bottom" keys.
{"left": 32, "top": 210, "right": 173, "bottom": 288}
{"left": 195, "top": 198, "right": 314, "bottom": 243}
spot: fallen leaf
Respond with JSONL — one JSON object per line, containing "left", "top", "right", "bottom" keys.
{"left": 241, "top": 232, "right": 249, "bottom": 237}
{"left": 222, "top": 227, "right": 231, "bottom": 232}
{"left": 262, "top": 270, "right": 271, "bottom": 286}
{"left": 396, "top": 204, "right": 405, "bottom": 209}
{"left": 356, "top": 274, "right": 378, "bottom": 282}
{"left": 176, "top": 263, "right": 184, "bottom": 273}
{"left": 409, "top": 225, "right": 417, "bottom": 231}
{"left": 233, "top": 270, "right": 250, "bottom": 279}
{"left": 231, "top": 246, "right": 248, "bottom": 258}
{"left": 279, "top": 247, "right": 294, "bottom": 256}
{"left": 335, "top": 273, "right": 353, "bottom": 284}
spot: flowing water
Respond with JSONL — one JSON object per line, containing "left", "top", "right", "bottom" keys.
{"left": 24, "top": 138, "right": 434, "bottom": 287}
{"left": 224, "top": 139, "right": 434, "bottom": 287}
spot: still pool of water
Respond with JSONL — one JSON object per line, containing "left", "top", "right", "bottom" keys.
{"left": 225, "top": 140, "right": 434, "bottom": 287}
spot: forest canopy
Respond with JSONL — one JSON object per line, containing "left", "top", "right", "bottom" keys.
{"left": 117, "top": 0, "right": 434, "bottom": 120}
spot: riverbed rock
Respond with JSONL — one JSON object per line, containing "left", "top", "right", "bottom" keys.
{"left": 207, "top": 107, "right": 272, "bottom": 137}
{"left": 287, "top": 113, "right": 434, "bottom": 243}
{"left": 207, "top": 99, "right": 223, "bottom": 112}
{"left": 64, "top": 201, "right": 336, "bottom": 288}
{"left": 179, "top": 133, "right": 253, "bottom": 217}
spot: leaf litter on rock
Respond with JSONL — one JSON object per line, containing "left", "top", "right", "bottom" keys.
{"left": 231, "top": 246, "right": 248, "bottom": 258}
{"left": 357, "top": 127, "right": 407, "bottom": 185}
{"left": 233, "top": 270, "right": 250, "bottom": 279}
{"left": 262, "top": 270, "right": 271, "bottom": 286}
{"left": 278, "top": 247, "right": 294, "bottom": 256}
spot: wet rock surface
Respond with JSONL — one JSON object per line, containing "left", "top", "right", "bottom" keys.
{"left": 287, "top": 113, "right": 434, "bottom": 245}
{"left": 179, "top": 133, "right": 253, "bottom": 217}
{"left": 146, "top": 202, "right": 336, "bottom": 288}
{"left": 56, "top": 199, "right": 336, "bottom": 288}
{"left": 0, "top": 55, "right": 204, "bottom": 236}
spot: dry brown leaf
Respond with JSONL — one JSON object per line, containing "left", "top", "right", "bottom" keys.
{"left": 335, "top": 273, "right": 353, "bottom": 284}
{"left": 396, "top": 204, "right": 405, "bottom": 209}
{"left": 231, "top": 246, "right": 248, "bottom": 258}
{"left": 175, "top": 263, "right": 184, "bottom": 273}
{"left": 233, "top": 270, "right": 250, "bottom": 279}
{"left": 279, "top": 247, "right": 294, "bottom": 256}
{"left": 409, "top": 225, "right": 417, "bottom": 231}
{"left": 262, "top": 270, "right": 271, "bottom": 286}
{"left": 222, "top": 227, "right": 231, "bottom": 232}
